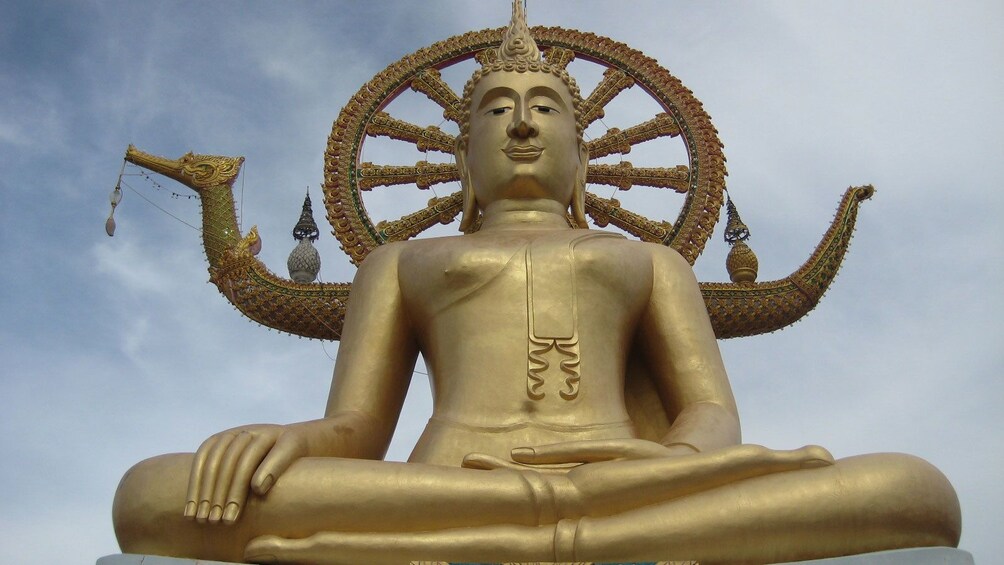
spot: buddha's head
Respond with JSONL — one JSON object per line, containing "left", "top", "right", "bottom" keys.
{"left": 455, "top": 2, "right": 588, "bottom": 232}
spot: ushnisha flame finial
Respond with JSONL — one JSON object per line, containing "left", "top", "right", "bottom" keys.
{"left": 499, "top": 0, "right": 541, "bottom": 63}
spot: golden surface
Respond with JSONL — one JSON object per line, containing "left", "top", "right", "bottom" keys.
{"left": 113, "top": 3, "right": 959, "bottom": 564}
{"left": 409, "top": 562, "right": 694, "bottom": 565}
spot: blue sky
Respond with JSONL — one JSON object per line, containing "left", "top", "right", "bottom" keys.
{"left": 1, "top": 1, "right": 1001, "bottom": 563}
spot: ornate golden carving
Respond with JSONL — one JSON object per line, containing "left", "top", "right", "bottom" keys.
{"left": 543, "top": 46, "right": 576, "bottom": 69}
{"left": 366, "top": 112, "right": 456, "bottom": 154}
{"left": 375, "top": 192, "right": 464, "bottom": 242}
{"left": 584, "top": 192, "right": 673, "bottom": 242}
{"left": 357, "top": 161, "right": 460, "bottom": 190}
{"left": 124, "top": 145, "right": 875, "bottom": 342}
{"left": 323, "top": 26, "right": 726, "bottom": 266}
{"left": 411, "top": 67, "right": 463, "bottom": 123}
{"left": 578, "top": 67, "right": 636, "bottom": 128}
{"left": 703, "top": 185, "right": 876, "bottom": 338}
{"left": 498, "top": 0, "right": 541, "bottom": 63}
{"left": 125, "top": 144, "right": 242, "bottom": 189}
{"left": 586, "top": 162, "right": 690, "bottom": 192}
{"left": 726, "top": 240, "right": 759, "bottom": 283}
{"left": 587, "top": 113, "right": 681, "bottom": 159}
{"left": 124, "top": 146, "right": 351, "bottom": 340}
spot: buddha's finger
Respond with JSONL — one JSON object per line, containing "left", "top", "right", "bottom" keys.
{"left": 461, "top": 452, "right": 517, "bottom": 470}
{"left": 243, "top": 535, "right": 287, "bottom": 564}
{"left": 245, "top": 535, "right": 339, "bottom": 565}
{"left": 186, "top": 433, "right": 225, "bottom": 519}
{"left": 787, "top": 444, "right": 834, "bottom": 468}
{"left": 223, "top": 433, "right": 278, "bottom": 524}
{"left": 251, "top": 431, "right": 307, "bottom": 496}
{"left": 462, "top": 452, "right": 578, "bottom": 475}
{"left": 196, "top": 432, "right": 237, "bottom": 522}
{"left": 711, "top": 444, "right": 833, "bottom": 471}
{"left": 208, "top": 430, "right": 254, "bottom": 524}
{"left": 512, "top": 439, "right": 668, "bottom": 464}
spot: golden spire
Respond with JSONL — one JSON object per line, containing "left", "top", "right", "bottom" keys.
{"left": 724, "top": 197, "right": 759, "bottom": 283}
{"left": 498, "top": 0, "right": 541, "bottom": 63}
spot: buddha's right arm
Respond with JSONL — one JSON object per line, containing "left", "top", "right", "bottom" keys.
{"left": 323, "top": 241, "right": 419, "bottom": 456}
{"left": 641, "top": 245, "right": 742, "bottom": 453}
{"left": 185, "top": 243, "right": 419, "bottom": 525}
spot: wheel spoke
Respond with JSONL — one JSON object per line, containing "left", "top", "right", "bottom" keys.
{"left": 578, "top": 68, "right": 635, "bottom": 129}
{"left": 357, "top": 162, "right": 460, "bottom": 190}
{"left": 584, "top": 193, "right": 672, "bottom": 243}
{"left": 587, "top": 162, "right": 690, "bottom": 192}
{"left": 410, "top": 68, "right": 462, "bottom": 123}
{"left": 366, "top": 112, "right": 457, "bottom": 154}
{"left": 375, "top": 192, "right": 464, "bottom": 241}
{"left": 543, "top": 46, "right": 575, "bottom": 69}
{"left": 587, "top": 113, "right": 681, "bottom": 158}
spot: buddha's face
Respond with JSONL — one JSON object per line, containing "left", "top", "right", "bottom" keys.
{"left": 459, "top": 70, "right": 586, "bottom": 211}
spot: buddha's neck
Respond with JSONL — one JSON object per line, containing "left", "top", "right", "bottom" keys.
{"left": 479, "top": 199, "right": 572, "bottom": 232}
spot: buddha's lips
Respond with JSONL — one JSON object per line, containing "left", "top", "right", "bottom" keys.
{"left": 503, "top": 145, "right": 543, "bottom": 161}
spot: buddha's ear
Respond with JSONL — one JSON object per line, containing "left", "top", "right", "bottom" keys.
{"left": 456, "top": 139, "right": 479, "bottom": 233}
{"left": 572, "top": 143, "right": 589, "bottom": 228}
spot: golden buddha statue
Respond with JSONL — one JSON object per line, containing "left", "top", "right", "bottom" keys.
{"left": 112, "top": 4, "right": 960, "bottom": 564}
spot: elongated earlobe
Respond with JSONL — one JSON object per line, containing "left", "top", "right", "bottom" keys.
{"left": 456, "top": 141, "right": 479, "bottom": 233}
{"left": 572, "top": 144, "right": 589, "bottom": 228}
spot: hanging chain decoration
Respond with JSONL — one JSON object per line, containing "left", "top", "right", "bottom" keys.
{"left": 129, "top": 167, "right": 198, "bottom": 200}
{"left": 104, "top": 161, "right": 205, "bottom": 236}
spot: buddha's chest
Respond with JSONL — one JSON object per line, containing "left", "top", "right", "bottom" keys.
{"left": 398, "top": 232, "right": 650, "bottom": 321}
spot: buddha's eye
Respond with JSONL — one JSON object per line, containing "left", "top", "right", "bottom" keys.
{"left": 533, "top": 105, "right": 557, "bottom": 114}
{"left": 487, "top": 106, "right": 511, "bottom": 116}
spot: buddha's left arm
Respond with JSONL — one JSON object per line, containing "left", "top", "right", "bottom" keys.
{"left": 640, "top": 245, "right": 741, "bottom": 453}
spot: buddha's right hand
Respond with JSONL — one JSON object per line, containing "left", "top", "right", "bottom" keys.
{"left": 183, "top": 423, "right": 309, "bottom": 525}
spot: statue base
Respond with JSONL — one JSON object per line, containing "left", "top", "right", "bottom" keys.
{"left": 98, "top": 547, "right": 974, "bottom": 565}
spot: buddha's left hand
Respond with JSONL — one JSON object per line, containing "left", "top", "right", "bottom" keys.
{"left": 462, "top": 438, "right": 691, "bottom": 472}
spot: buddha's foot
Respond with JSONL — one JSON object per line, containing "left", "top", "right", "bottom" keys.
{"left": 245, "top": 525, "right": 555, "bottom": 565}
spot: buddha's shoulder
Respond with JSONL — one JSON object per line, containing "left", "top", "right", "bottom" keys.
{"left": 574, "top": 231, "right": 690, "bottom": 261}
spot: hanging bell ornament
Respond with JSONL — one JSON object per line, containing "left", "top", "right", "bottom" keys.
{"left": 106, "top": 184, "right": 123, "bottom": 237}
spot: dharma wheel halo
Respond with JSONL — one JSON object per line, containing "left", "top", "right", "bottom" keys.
{"left": 323, "top": 24, "right": 726, "bottom": 266}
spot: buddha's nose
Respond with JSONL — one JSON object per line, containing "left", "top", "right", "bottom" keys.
{"left": 507, "top": 107, "right": 539, "bottom": 139}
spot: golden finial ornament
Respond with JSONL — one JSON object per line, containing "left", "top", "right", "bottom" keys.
{"left": 498, "top": 0, "right": 541, "bottom": 63}
{"left": 724, "top": 196, "right": 759, "bottom": 283}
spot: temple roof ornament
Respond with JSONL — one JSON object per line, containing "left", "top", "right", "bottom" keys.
{"left": 287, "top": 189, "right": 321, "bottom": 283}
